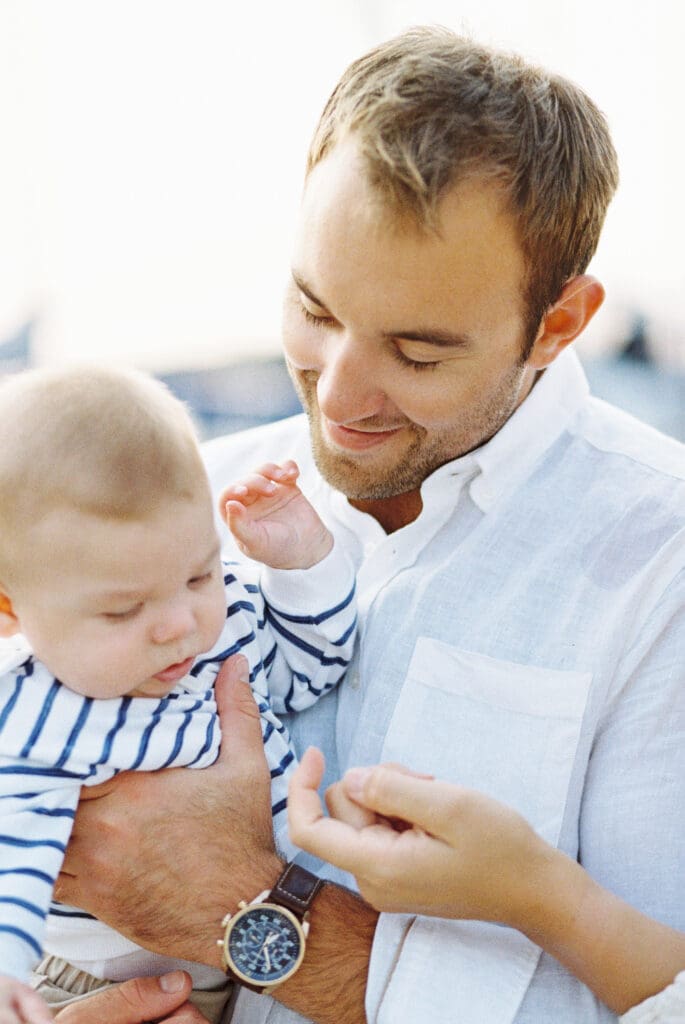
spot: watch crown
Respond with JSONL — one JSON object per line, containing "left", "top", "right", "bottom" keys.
{"left": 221, "top": 913, "right": 232, "bottom": 926}
{"left": 216, "top": 939, "right": 224, "bottom": 948}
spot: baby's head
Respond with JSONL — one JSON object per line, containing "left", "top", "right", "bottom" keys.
{"left": 0, "top": 366, "right": 226, "bottom": 699}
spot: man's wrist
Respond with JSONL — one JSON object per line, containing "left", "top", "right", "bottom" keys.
{"left": 271, "top": 880, "right": 378, "bottom": 1024}
{"left": 219, "top": 863, "right": 324, "bottom": 992}
{"left": 205, "top": 853, "right": 286, "bottom": 971}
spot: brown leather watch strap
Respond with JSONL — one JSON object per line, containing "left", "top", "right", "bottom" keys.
{"left": 269, "top": 862, "right": 323, "bottom": 919}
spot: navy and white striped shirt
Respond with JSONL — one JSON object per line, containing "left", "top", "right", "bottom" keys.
{"left": 0, "top": 547, "right": 356, "bottom": 981}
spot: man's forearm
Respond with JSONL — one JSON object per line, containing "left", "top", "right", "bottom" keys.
{"left": 274, "top": 882, "right": 377, "bottom": 1024}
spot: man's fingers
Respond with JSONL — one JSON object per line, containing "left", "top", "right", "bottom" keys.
{"left": 213, "top": 654, "right": 264, "bottom": 768}
{"left": 53, "top": 972, "right": 199, "bottom": 1024}
{"left": 7, "top": 983, "right": 53, "bottom": 1024}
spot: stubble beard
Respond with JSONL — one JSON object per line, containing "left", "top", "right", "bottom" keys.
{"left": 290, "top": 365, "right": 528, "bottom": 501}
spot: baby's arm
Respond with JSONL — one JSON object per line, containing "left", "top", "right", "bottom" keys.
{"left": 219, "top": 461, "right": 332, "bottom": 569}
{"left": 0, "top": 976, "right": 52, "bottom": 1024}
{"left": 0, "top": 767, "right": 80, "bottom": 982}
{"left": 220, "top": 460, "right": 357, "bottom": 712}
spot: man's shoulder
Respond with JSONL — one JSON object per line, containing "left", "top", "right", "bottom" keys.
{"left": 577, "top": 396, "right": 685, "bottom": 487}
{"left": 202, "top": 414, "right": 312, "bottom": 486}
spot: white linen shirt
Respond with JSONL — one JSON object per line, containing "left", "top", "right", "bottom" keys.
{"left": 204, "top": 350, "right": 685, "bottom": 1024}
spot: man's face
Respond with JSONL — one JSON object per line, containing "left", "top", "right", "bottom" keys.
{"left": 8, "top": 496, "right": 226, "bottom": 699}
{"left": 282, "top": 141, "right": 540, "bottom": 502}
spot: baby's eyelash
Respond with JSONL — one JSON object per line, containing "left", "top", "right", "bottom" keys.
{"left": 102, "top": 604, "right": 142, "bottom": 622}
{"left": 188, "top": 571, "right": 213, "bottom": 587}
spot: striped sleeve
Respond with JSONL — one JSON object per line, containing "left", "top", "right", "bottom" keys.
{"left": 0, "top": 771, "right": 79, "bottom": 980}
{"left": 255, "top": 541, "right": 357, "bottom": 714}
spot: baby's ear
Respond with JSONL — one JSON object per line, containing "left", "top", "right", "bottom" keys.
{"left": 0, "top": 592, "right": 20, "bottom": 637}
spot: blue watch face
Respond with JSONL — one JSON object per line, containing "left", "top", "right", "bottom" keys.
{"left": 226, "top": 903, "right": 305, "bottom": 986}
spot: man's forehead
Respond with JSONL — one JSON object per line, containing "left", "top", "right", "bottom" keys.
{"left": 302, "top": 146, "right": 514, "bottom": 249}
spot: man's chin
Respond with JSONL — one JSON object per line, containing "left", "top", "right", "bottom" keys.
{"left": 309, "top": 433, "right": 426, "bottom": 501}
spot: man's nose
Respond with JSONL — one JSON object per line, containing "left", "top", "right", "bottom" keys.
{"left": 150, "top": 600, "right": 196, "bottom": 645}
{"left": 315, "top": 333, "right": 384, "bottom": 423}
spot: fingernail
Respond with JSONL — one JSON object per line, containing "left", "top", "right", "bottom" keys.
{"left": 160, "top": 971, "right": 186, "bottom": 993}
{"left": 344, "top": 766, "right": 371, "bottom": 798}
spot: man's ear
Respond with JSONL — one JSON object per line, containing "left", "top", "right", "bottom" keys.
{"left": 0, "top": 592, "right": 21, "bottom": 637}
{"left": 527, "top": 275, "right": 605, "bottom": 370}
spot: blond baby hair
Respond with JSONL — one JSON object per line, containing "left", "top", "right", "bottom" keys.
{"left": 0, "top": 365, "right": 207, "bottom": 578}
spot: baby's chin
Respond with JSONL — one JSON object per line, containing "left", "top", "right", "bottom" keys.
{"left": 126, "top": 679, "right": 178, "bottom": 699}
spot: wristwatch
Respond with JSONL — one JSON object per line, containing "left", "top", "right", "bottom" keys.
{"left": 217, "top": 862, "right": 323, "bottom": 993}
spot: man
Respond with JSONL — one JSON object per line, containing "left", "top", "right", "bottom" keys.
{"left": 53, "top": 27, "right": 684, "bottom": 1024}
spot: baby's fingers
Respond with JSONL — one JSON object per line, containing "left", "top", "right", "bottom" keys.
{"left": 254, "top": 460, "right": 299, "bottom": 484}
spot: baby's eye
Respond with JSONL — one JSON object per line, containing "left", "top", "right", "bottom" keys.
{"left": 102, "top": 604, "right": 143, "bottom": 622}
{"left": 188, "top": 571, "right": 213, "bottom": 588}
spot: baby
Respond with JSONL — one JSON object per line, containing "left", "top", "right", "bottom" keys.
{"left": 0, "top": 365, "right": 356, "bottom": 1022}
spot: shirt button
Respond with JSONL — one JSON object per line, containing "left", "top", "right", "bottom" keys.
{"left": 349, "top": 672, "right": 360, "bottom": 690}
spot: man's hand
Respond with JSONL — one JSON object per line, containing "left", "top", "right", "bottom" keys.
{"left": 219, "top": 461, "right": 333, "bottom": 568}
{"left": 53, "top": 972, "right": 208, "bottom": 1024}
{"left": 0, "top": 974, "right": 52, "bottom": 1024}
{"left": 55, "top": 656, "right": 284, "bottom": 966}
{"left": 56, "top": 666, "right": 376, "bottom": 1024}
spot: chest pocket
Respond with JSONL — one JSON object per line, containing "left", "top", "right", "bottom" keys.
{"left": 381, "top": 636, "right": 591, "bottom": 846}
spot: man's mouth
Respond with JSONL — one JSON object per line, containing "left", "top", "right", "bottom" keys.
{"left": 323, "top": 419, "right": 404, "bottom": 451}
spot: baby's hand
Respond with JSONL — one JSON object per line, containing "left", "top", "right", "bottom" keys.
{"left": 0, "top": 975, "right": 53, "bottom": 1024}
{"left": 219, "top": 461, "right": 333, "bottom": 569}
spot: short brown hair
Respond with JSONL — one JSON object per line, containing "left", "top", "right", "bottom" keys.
{"left": 0, "top": 366, "right": 208, "bottom": 567}
{"left": 308, "top": 26, "right": 619, "bottom": 349}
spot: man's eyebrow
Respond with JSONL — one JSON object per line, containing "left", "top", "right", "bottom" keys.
{"left": 291, "top": 271, "right": 328, "bottom": 309}
{"left": 388, "top": 328, "right": 474, "bottom": 350}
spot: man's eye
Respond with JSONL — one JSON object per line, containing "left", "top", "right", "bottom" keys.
{"left": 391, "top": 347, "right": 442, "bottom": 372}
{"left": 299, "top": 301, "right": 333, "bottom": 326}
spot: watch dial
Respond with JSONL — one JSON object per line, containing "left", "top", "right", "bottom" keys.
{"left": 226, "top": 904, "right": 304, "bottom": 985}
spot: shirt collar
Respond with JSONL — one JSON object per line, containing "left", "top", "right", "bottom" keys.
{"left": 468, "top": 348, "right": 589, "bottom": 512}
{"left": 318, "top": 348, "right": 589, "bottom": 526}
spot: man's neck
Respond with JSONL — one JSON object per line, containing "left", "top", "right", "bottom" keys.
{"left": 349, "top": 490, "right": 423, "bottom": 534}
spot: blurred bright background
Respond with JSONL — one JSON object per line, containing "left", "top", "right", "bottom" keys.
{"left": 1, "top": 0, "right": 684, "bottom": 438}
